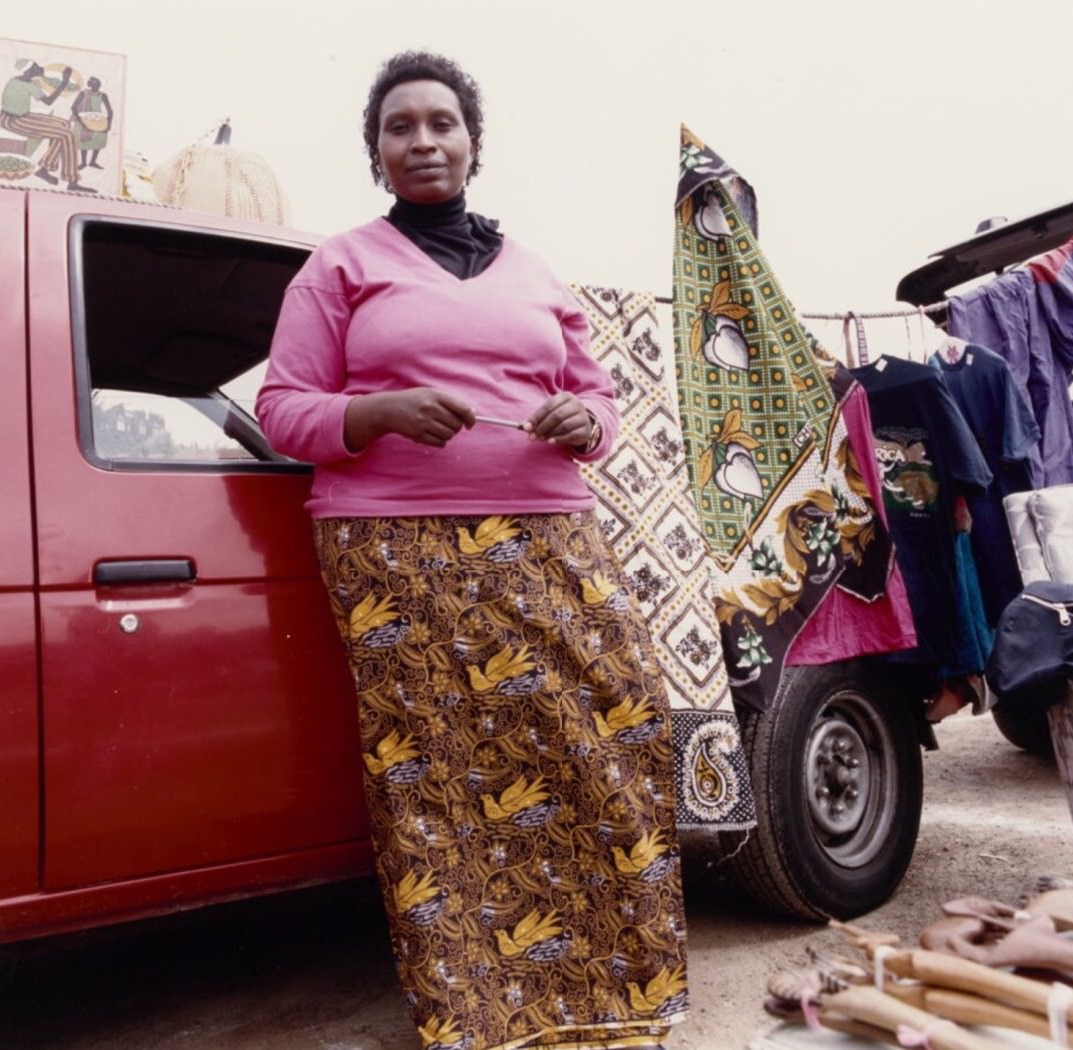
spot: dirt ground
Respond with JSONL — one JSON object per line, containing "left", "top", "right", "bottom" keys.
{"left": 4, "top": 708, "right": 1073, "bottom": 1050}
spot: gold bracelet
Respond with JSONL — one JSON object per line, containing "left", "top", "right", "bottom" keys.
{"left": 580, "top": 415, "right": 602, "bottom": 454}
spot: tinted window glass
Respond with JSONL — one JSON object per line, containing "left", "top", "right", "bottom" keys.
{"left": 73, "top": 219, "right": 310, "bottom": 470}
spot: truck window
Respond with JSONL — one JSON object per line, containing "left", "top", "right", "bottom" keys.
{"left": 70, "top": 219, "right": 311, "bottom": 471}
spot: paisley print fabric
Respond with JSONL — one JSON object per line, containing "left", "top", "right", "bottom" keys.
{"left": 673, "top": 126, "right": 894, "bottom": 711}
{"left": 571, "top": 285, "right": 755, "bottom": 831}
{"left": 315, "top": 512, "right": 689, "bottom": 1050}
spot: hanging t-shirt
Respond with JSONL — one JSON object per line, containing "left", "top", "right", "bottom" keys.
{"left": 928, "top": 343, "right": 1041, "bottom": 625}
{"left": 949, "top": 530, "right": 993, "bottom": 679}
{"left": 851, "top": 356, "right": 993, "bottom": 674}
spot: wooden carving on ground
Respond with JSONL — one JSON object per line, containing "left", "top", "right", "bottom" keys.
{"left": 762, "top": 885, "right": 1073, "bottom": 1048}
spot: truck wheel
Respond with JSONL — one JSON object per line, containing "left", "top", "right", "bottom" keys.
{"left": 719, "top": 661, "right": 923, "bottom": 920}
{"left": 991, "top": 701, "right": 1054, "bottom": 758}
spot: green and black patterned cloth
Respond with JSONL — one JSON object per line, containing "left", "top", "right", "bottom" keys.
{"left": 672, "top": 127, "right": 892, "bottom": 710}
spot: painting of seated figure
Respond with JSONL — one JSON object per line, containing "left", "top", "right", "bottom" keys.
{"left": 0, "top": 37, "right": 125, "bottom": 196}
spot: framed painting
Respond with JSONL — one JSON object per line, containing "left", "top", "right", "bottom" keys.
{"left": 0, "top": 37, "right": 126, "bottom": 197}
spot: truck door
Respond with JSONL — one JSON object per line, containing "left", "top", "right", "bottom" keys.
{"left": 27, "top": 194, "right": 367, "bottom": 889}
{"left": 0, "top": 190, "right": 40, "bottom": 901}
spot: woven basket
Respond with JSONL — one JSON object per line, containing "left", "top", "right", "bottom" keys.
{"left": 0, "top": 154, "right": 33, "bottom": 179}
{"left": 152, "top": 140, "right": 291, "bottom": 225}
{"left": 79, "top": 112, "right": 109, "bottom": 133}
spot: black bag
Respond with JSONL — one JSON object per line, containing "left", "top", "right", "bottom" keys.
{"left": 986, "top": 580, "right": 1073, "bottom": 699}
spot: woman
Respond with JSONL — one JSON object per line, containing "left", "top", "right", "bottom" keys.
{"left": 257, "top": 51, "right": 688, "bottom": 1050}
{"left": 70, "top": 75, "right": 112, "bottom": 170}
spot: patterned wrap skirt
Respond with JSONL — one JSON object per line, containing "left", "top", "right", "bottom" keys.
{"left": 314, "top": 511, "right": 689, "bottom": 1050}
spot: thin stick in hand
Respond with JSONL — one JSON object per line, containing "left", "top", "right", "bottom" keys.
{"left": 473, "top": 414, "right": 527, "bottom": 430}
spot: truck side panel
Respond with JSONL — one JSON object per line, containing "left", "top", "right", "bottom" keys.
{"left": 0, "top": 189, "right": 41, "bottom": 900}
{"left": 26, "top": 193, "right": 368, "bottom": 894}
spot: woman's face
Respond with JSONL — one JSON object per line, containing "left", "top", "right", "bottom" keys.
{"left": 377, "top": 79, "right": 474, "bottom": 204}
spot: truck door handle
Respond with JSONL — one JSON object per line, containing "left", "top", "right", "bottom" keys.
{"left": 93, "top": 558, "right": 197, "bottom": 585}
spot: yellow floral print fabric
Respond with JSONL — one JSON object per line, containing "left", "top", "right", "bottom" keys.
{"left": 314, "top": 512, "right": 688, "bottom": 1050}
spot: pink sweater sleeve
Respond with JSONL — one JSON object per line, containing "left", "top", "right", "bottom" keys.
{"left": 257, "top": 235, "right": 618, "bottom": 470}
{"left": 560, "top": 288, "right": 619, "bottom": 461}
{"left": 255, "top": 278, "right": 359, "bottom": 465}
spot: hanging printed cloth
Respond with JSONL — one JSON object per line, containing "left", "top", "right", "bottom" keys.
{"left": 573, "top": 286, "right": 755, "bottom": 831}
{"left": 672, "top": 126, "right": 893, "bottom": 710}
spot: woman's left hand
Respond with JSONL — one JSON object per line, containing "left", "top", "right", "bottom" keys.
{"left": 526, "top": 393, "right": 594, "bottom": 448}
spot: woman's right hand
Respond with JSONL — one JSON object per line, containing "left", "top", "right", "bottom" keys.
{"left": 344, "top": 389, "right": 474, "bottom": 452}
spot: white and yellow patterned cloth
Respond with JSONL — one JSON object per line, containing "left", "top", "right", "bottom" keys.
{"left": 573, "top": 285, "right": 756, "bottom": 831}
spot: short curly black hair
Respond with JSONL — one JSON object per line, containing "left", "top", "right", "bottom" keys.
{"left": 362, "top": 50, "right": 484, "bottom": 187}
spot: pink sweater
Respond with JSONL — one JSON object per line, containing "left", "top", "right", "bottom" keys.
{"left": 257, "top": 219, "right": 619, "bottom": 518}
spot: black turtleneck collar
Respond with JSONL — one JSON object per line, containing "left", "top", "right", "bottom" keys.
{"left": 386, "top": 192, "right": 503, "bottom": 279}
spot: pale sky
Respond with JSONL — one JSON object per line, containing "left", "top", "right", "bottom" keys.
{"left": 6, "top": 0, "right": 1073, "bottom": 335}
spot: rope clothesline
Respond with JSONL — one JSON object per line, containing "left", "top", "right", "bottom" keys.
{"left": 650, "top": 296, "right": 951, "bottom": 368}
{"left": 652, "top": 295, "right": 949, "bottom": 319}
{"left": 800, "top": 302, "right": 949, "bottom": 321}
{"left": 795, "top": 305, "right": 951, "bottom": 367}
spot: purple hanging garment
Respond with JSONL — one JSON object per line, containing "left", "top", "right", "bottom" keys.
{"left": 948, "top": 239, "right": 1073, "bottom": 487}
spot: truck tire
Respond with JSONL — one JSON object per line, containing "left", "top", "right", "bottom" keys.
{"left": 719, "top": 661, "right": 923, "bottom": 920}
{"left": 991, "top": 702, "right": 1054, "bottom": 758}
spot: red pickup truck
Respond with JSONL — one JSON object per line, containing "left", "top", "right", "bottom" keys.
{"left": 1, "top": 186, "right": 374, "bottom": 944}
{"left": 3, "top": 184, "right": 933, "bottom": 943}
